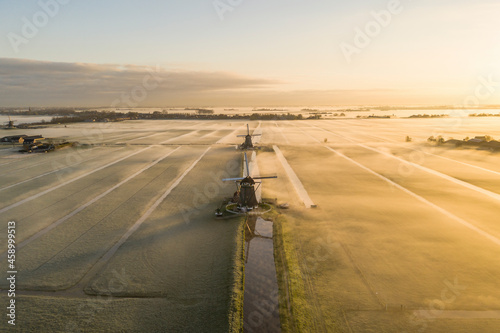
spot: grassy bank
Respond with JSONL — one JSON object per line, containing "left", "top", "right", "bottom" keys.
{"left": 267, "top": 210, "right": 315, "bottom": 332}
{"left": 228, "top": 217, "right": 246, "bottom": 332}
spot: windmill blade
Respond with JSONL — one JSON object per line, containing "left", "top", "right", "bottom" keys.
{"left": 222, "top": 177, "right": 245, "bottom": 182}
{"left": 247, "top": 124, "right": 250, "bottom": 135}
{"left": 237, "top": 135, "right": 247, "bottom": 137}
{"left": 244, "top": 152, "right": 250, "bottom": 177}
{"left": 253, "top": 176, "right": 278, "bottom": 180}
{"left": 250, "top": 134, "right": 261, "bottom": 137}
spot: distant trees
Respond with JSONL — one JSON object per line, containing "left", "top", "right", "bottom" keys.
{"left": 18, "top": 109, "right": 321, "bottom": 126}
{"left": 127, "top": 112, "right": 139, "bottom": 119}
{"left": 427, "top": 135, "right": 444, "bottom": 144}
{"left": 196, "top": 109, "right": 214, "bottom": 115}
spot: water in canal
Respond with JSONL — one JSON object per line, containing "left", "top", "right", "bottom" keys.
{"left": 243, "top": 216, "right": 281, "bottom": 332}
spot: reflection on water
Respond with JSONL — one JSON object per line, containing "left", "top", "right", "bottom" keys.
{"left": 244, "top": 216, "right": 281, "bottom": 333}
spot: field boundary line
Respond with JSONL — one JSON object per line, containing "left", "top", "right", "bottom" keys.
{"left": 0, "top": 147, "right": 123, "bottom": 192}
{"left": 25, "top": 147, "right": 186, "bottom": 274}
{"left": 101, "top": 131, "right": 157, "bottom": 144}
{"left": 100, "top": 132, "right": 137, "bottom": 143}
{"left": 252, "top": 121, "right": 263, "bottom": 145}
{"left": 415, "top": 149, "right": 500, "bottom": 177}
{"left": 160, "top": 130, "right": 199, "bottom": 144}
{"left": 216, "top": 124, "right": 245, "bottom": 144}
{"left": 1, "top": 146, "right": 104, "bottom": 175}
{"left": 0, "top": 145, "right": 154, "bottom": 214}
{"left": 307, "top": 124, "right": 357, "bottom": 143}
{"left": 198, "top": 130, "right": 218, "bottom": 139}
{"left": 325, "top": 146, "right": 500, "bottom": 247}
{"left": 290, "top": 123, "right": 322, "bottom": 143}
{"left": 412, "top": 310, "right": 500, "bottom": 319}
{"left": 0, "top": 151, "right": 38, "bottom": 166}
{"left": 79, "top": 147, "right": 212, "bottom": 285}
{"left": 316, "top": 121, "right": 500, "bottom": 175}
{"left": 122, "top": 132, "right": 163, "bottom": 143}
{"left": 359, "top": 144, "right": 500, "bottom": 203}
{"left": 10, "top": 147, "right": 182, "bottom": 253}
{"left": 273, "top": 145, "right": 315, "bottom": 208}
{"left": 274, "top": 122, "right": 290, "bottom": 144}
{"left": 338, "top": 242, "right": 384, "bottom": 308}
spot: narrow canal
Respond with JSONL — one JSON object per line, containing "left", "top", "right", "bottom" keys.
{"left": 243, "top": 216, "right": 281, "bottom": 332}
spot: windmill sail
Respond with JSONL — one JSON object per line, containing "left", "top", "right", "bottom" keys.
{"left": 221, "top": 151, "right": 277, "bottom": 209}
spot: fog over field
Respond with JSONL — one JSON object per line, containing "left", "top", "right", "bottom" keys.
{"left": 0, "top": 117, "right": 499, "bottom": 331}
{"left": 2, "top": 0, "right": 500, "bottom": 331}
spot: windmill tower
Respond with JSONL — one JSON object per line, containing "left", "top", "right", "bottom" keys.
{"left": 6, "top": 115, "right": 15, "bottom": 129}
{"left": 238, "top": 124, "right": 261, "bottom": 150}
{"left": 223, "top": 152, "right": 277, "bottom": 211}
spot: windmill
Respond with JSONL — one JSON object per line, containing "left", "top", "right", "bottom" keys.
{"left": 223, "top": 152, "right": 277, "bottom": 211}
{"left": 238, "top": 124, "right": 260, "bottom": 150}
{"left": 5, "top": 115, "right": 16, "bottom": 129}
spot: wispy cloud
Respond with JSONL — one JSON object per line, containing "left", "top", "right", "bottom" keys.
{"left": 0, "top": 58, "right": 278, "bottom": 106}
{"left": 0, "top": 58, "right": 483, "bottom": 107}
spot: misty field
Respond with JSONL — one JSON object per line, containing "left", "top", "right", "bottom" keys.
{"left": 1, "top": 118, "right": 500, "bottom": 332}
{"left": 258, "top": 118, "right": 500, "bottom": 332}
{"left": 0, "top": 121, "right": 247, "bottom": 332}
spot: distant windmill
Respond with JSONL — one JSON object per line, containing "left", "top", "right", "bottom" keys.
{"left": 238, "top": 124, "right": 261, "bottom": 150}
{"left": 223, "top": 152, "right": 277, "bottom": 211}
{"left": 6, "top": 115, "right": 16, "bottom": 129}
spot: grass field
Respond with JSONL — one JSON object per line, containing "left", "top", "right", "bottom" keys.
{"left": 0, "top": 121, "right": 248, "bottom": 332}
{"left": 1, "top": 118, "right": 500, "bottom": 332}
{"left": 258, "top": 118, "right": 500, "bottom": 332}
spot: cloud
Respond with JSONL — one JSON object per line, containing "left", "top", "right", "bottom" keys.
{"left": 0, "top": 58, "right": 278, "bottom": 106}
{"left": 0, "top": 58, "right": 483, "bottom": 107}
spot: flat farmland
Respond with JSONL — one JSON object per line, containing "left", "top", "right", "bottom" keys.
{"left": 257, "top": 119, "right": 500, "bottom": 332}
{"left": 0, "top": 121, "right": 246, "bottom": 332}
{"left": 1, "top": 118, "right": 500, "bottom": 332}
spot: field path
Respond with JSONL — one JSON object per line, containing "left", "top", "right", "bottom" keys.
{"left": 0, "top": 147, "right": 123, "bottom": 192}
{"left": 325, "top": 146, "right": 500, "bottom": 247}
{"left": 216, "top": 123, "right": 246, "bottom": 144}
{"left": 359, "top": 144, "right": 500, "bottom": 203}
{"left": 73, "top": 147, "right": 211, "bottom": 291}
{"left": 0, "top": 146, "right": 154, "bottom": 214}
{"left": 8, "top": 147, "right": 181, "bottom": 253}
{"left": 273, "top": 145, "right": 315, "bottom": 208}
{"left": 0, "top": 146, "right": 103, "bottom": 176}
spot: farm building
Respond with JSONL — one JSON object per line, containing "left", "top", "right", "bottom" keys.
{"left": 480, "top": 140, "right": 500, "bottom": 151}
{"left": 467, "top": 138, "right": 485, "bottom": 145}
{"left": 444, "top": 139, "right": 464, "bottom": 147}
{"left": 22, "top": 135, "right": 44, "bottom": 147}
{"left": 0, "top": 134, "right": 27, "bottom": 143}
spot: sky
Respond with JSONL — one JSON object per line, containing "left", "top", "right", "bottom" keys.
{"left": 1, "top": 0, "right": 500, "bottom": 107}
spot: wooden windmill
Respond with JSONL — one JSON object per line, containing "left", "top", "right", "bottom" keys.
{"left": 238, "top": 124, "right": 260, "bottom": 150}
{"left": 223, "top": 152, "right": 277, "bottom": 211}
